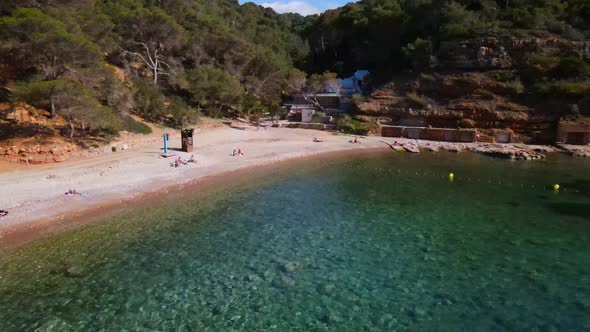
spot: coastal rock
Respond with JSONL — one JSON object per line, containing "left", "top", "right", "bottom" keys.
{"left": 441, "top": 145, "right": 464, "bottom": 153}
{"left": 471, "top": 144, "right": 545, "bottom": 160}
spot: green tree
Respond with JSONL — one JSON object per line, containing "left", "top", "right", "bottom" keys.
{"left": 0, "top": 8, "right": 101, "bottom": 118}
{"left": 119, "top": 9, "right": 184, "bottom": 84}
{"left": 183, "top": 66, "right": 244, "bottom": 112}
{"left": 403, "top": 38, "right": 434, "bottom": 72}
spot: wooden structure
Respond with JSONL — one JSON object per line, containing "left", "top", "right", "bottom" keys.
{"left": 181, "top": 129, "right": 194, "bottom": 152}
{"left": 557, "top": 120, "right": 590, "bottom": 145}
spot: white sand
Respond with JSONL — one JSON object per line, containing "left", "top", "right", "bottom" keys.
{"left": 0, "top": 126, "right": 387, "bottom": 234}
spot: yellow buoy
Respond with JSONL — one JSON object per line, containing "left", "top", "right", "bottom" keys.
{"left": 448, "top": 173, "right": 454, "bottom": 181}
{"left": 553, "top": 184, "right": 560, "bottom": 191}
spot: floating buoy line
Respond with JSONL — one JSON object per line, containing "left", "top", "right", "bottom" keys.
{"left": 336, "top": 162, "right": 589, "bottom": 195}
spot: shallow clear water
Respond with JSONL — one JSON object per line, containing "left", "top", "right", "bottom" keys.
{"left": 1, "top": 152, "right": 590, "bottom": 331}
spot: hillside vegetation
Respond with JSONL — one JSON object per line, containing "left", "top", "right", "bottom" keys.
{"left": 0, "top": 0, "right": 313, "bottom": 140}
{"left": 0, "top": 0, "right": 589, "bottom": 143}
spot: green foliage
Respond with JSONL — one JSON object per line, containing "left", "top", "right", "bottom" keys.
{"left": 441, "top": 2, "right": 495, "bottom": 39}
{"left": 167, "top": 97, "right": 200, "bottom": 129}
{"left": 534, "top": 81, "right": 590, "bottom": 98}
{"left": 121, "top": 116, "right": 152, "bottom": 134}
{"left": 419, "top": 74, "right": 436, "bottom": 82}
{"left": 11, "top": 80, "right": 57, "bottom": 109}
{"left": 133, "top": 78, "right": 167, "bottom": 121}
{"left": 490, "top": 70, "right": 514, "bottom": 82}
{"left": 405, "top": 92, "right": 431, "bottom": 108}
{"left": 526, "top": 55, "right": 590, "bottom": 80}
{"left": 0, "top": 8, "right": 101, "bottom": 79}
{"left": 312, "top": 111, "right": 326, "bottom": 118}
{"left": 183, "top": 66, "right": 243, "bottom": 109}
{"left": 2, "top": 0, "right": 590, "bottom": 143}
{"left": 507, "top": 80, "right": 525, "bottom": 95}
{"left": 336, "top": 114, "right": 378, "bottom": 135}
{"left": 403, "top": 38, "right": 434, "bottom": 72}
{"left": 204, "top": 107, "right": 223, "bottom": 119}
{"left": 305, "top": 0, "right": 590, "bottom": 77}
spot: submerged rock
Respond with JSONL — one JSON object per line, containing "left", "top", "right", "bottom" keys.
{"left": 64, "top": 266, "right": 85, "bottom": 278}
{"left": 282, "top": 262, "right": 303, "bottom": 273}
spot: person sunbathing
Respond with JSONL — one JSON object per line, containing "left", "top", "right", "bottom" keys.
{"left": 0, "top": 210, "right": 8, "bottom": 218}
{"left": 313, "top": 137, "right": 323, "bottom": 142}
{"left": 188, "top": 155, "right": 196, "bottom": 163}
{"left": 65, "top": 189, "right": 86, "bottom": 196}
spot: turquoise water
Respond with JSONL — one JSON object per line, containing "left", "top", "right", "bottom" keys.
{"left": 1, "top": 152, "right": 590, "bottom": 331}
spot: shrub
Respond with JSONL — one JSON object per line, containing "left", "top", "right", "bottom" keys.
{"left": 204, "top": 107, "right": 223, "bottom": 118}
{"left": 534, "top": 81, "right": 590, "bottom": 97}
{"left": 490, "top": 70, "right": 513, "bottom": 82}
{"left": 527, "top": 55, "right": 590, "bottom": 80}
{"left": 166, "top": 97, "right": 200, "bottom": 129}
{"left": 419, "top": 73, "right": 436, "bottom": 82}
{"left": 353, "top": 115, "right": 375, "bottom": 123}
{"left": 405, "top": 92, "right": 431, "bottom": 108}
{"left": 336, "top": 114, "right": 378, "bottom": 135}
{"left": 507, "top": 80, "right": 525, "bottom": 95}
{"left": 312, "top": 111, "right": 326, "bottom": 118}
{"left": 133, "top": 78, "right": 167, "bottom": 121}
{"left": 121, "top": 115, "right": 152, "bottom": 134}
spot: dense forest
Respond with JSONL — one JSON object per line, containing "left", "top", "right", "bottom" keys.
{"left": 306, "top": 0, "right": 590, "bottom": 77}
{"left": 0, "top": 0, "right": 589, "bottom": 139}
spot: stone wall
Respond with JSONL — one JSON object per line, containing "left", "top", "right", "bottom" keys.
{"left": 381, "top": 126, "right": 477, "bottom": 143}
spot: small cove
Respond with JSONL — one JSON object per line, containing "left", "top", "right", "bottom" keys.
{"left": 1, "top": 151, "right": 589, "bottom": 331}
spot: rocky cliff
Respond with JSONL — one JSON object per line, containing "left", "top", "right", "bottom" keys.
{"left": 357, "top": 37, "right": 590, "bottom": 144}
{"left": 438, "top": 37, "right": 590, "bottom": 70}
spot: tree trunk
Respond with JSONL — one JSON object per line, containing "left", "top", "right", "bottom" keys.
{"left": 69, "top": 119, "right": 75, "bottom": 140}
{"left": 153, "top": 64, "right": 158, "bottom": 84}
{"left": 50, "top": 96, "right": 56, "bottom": 119}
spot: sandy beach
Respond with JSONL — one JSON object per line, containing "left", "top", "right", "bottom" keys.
{"left": 2, "top": 122, "right": 588, "bottom": 253}
{"left": 0, "top": 125, "right": 394, "bottom": 250}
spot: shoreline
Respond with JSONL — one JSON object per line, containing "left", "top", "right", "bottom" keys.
{"left": 1, "top": 125, "right": 588, "bottom": 254}
{"left": 0, "top": 125, "right": 387, "bottom": 253}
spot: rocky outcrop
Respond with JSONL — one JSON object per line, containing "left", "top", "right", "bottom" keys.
{"left": 470, "top": 144, "right": 546, "bottom": 160}
{"left": 356, "top": 71, "right": 559, "bottom": 143}
{"left": 438, "top": 37, "right": 590, "bottom": 70}
{"left": 419, "top": 73, "right": 521, "bottom": 98}
{"left": 1, "top": 140, "right": 80, "bottom": 164}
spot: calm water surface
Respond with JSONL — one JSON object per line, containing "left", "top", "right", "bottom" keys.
{"left": 1, "top": 152, "right": 589, "bottom": 331}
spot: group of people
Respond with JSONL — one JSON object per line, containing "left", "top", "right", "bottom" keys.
{"left": 232, "top": 148, "right": 244, "bottom": 156}
{"left": 171, "top": 155, "right": 196, "bottom": 168}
